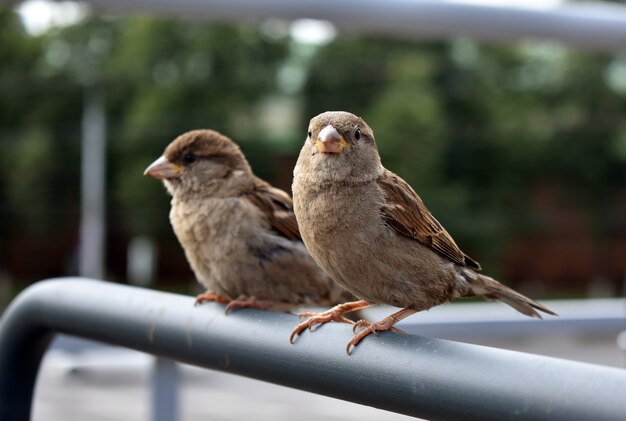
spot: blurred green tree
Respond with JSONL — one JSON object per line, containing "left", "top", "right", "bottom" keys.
{"left": 0, "top": 9, "right": 82, "bottom": 269}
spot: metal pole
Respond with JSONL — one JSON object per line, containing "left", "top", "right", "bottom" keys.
{"left": 84, "top": 0, "right": 626, "bottom": 52}
{"left": 79, "top": 83, "right": 106, "bottom": 279}
{"left": 127, "top": 235, "right": 180, "bottom": 421}
{"left": 3, "top": 279, "right": 626, "bottom": 421}
{"left": 151, "top": 357, "right": 179, "bottom": 421}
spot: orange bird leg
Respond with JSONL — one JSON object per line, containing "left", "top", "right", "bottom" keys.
{"left": 194, "top": 290, "right": 231, "bottom": 306}
{"left": 224, "top": 295, "right": 275, "bottom": 314}
{"left": 290, "top": 300, "right": 372, "bottom": 343}
{"left": 346, "top": 307, "right": 417, "bottom": 355}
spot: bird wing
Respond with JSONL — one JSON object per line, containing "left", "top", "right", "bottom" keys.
{"left": 377, "top": 170, "right": 481, "bottom": 270}
{"left": 245, "top": 179, "right": 302, "bottom": 241}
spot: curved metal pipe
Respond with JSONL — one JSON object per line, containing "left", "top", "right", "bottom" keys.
{"left": 2, "top": 278, "right": 626, "bottom": 420}
{"left": 83, "top": 0, "right": 626, "bottom": 52}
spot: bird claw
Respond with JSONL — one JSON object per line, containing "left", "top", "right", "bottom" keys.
{"left": 290, "top": 300, "right": 372, "bottom": 344}
{"left": 346, "top": 328, "right": 373, "bottom": 355}
{"left": 290, "top": 309, "right": 355, "bottom": 344}
{"left": 346, "top": 320, "right": 405, "bottom": 355}
{"left": 194, "top": 290, "right": 231, "bottom": 307}
{"left": 297, "top": 311, "right": 319, "bottom": 320}
{"left": 308, "top": 321, "right": 321, "bottom": 332}
{"left": 224, "top": 295, "right": 274, "bottom": 314}
{"left": 352, "top": 319, "right": 370, "bottom": 333}
{"left": 353, "top": 319, "right": 405, "bottom": 335}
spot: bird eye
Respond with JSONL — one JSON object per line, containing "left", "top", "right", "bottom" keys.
{"left": 354, "top": 128, "right": 361, "bottom": 140}
{"left": 307, "top": 130, "right": 312, "bottom": 138}
{"left": 183, "top": 153, "right": 196, "bottom": 164}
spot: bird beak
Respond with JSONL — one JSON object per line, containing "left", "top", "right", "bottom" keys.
{"left": 315, "top": 125, "right": 348, "bottom": 154}
{"left": 144, "top": 156, "right": 182, "bottom": 179}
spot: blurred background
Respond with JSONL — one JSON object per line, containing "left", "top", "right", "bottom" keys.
{"left": 1, "top": 0, "right": 626, "bottom": 419}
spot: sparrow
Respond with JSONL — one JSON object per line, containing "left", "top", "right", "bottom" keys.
{"left": 290, "top": 111, "right": 556, "bottom": 354}
{"left": 144, "top": 129, "right": 352, "bottom": 313}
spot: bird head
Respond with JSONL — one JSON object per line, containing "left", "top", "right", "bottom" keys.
{"left": 144, "top": 130, "right": 252, "bottom": 196}
{"left": 296, "top": 111, "right": 383, "bottom": 184}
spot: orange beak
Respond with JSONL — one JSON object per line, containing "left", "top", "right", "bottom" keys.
{"left": 315, "top": 125, "right": 348, "bottom": 154}
{"left": 144, "top": 156, "right": 182, "bottom": 179}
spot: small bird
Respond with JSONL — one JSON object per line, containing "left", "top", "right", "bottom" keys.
{"left": 144, "top": 129, "right": 352, "bottom": 313}
{"left": 291, "top": 111, "right": 556, "bottom": 354}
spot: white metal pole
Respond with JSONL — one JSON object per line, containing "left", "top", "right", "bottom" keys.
{"left": 84, "top": 0, "right": 626, "bottom": 52}
{"left": 79, "top": 83, "right": 106, "bottom": 279}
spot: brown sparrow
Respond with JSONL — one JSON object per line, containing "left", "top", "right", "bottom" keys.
{"left": 290, "top": 111, "right": 556, "bottom": 353}
{"left": 145, "top": 129, "right": 352, "bottom": 313}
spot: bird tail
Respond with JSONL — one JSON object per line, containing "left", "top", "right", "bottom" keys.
{"left": 468, "top": 273, "right": 557, "bottom": 319}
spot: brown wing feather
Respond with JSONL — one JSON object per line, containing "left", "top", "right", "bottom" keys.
{"left": 245, "top": 179, "right": 301, "bottom": 241}
{"left": 377, "top": 170, "right": 481, "bottom": 270}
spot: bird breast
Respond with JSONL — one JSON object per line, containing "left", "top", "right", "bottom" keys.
{"left": 293, "top": 179, "right": 457, "bottom": 308}
{"left": 169, "top": 196, "right": 262, "bottom": 286}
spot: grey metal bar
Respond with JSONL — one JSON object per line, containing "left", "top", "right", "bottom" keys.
{"left": 368, "top": 298, "right": 626, "bottom": 338}
{"left": 152, "top": 357, "right": 180, "bottom": 421}
{"left": 82, "top": 0, "right": 626, "bottom": 52}
{"left": 79, "top": 83, "right": 106, "bottom": 280}
{"left": 2, "top": 278, "right": 626, "bottom": 421}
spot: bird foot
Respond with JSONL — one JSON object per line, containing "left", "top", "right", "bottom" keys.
{"left": 194, "top": 290, "right": 231, "bottom": 306}
{"left": 290, "top": 300, "right": 371, "bottom": 344}
{"left": 224, "top": 295, "right": 274, "bottom": 314}
{"left": 346, "top": 319, "right": 404, "bottom": 355}
{"left": 290, "top": 309, "right": 354, "bottom": 343}
{"left": 352, "top": 319, "right": 405, "bottom": 335}
{"left": 345, "top": 307, "right": 420, "bottom": 355}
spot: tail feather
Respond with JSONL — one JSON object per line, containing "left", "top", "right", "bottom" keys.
{"left": 469, "top": 274, "right": 557, "bottom": 319}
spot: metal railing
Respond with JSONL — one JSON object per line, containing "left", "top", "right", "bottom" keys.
{"left": 372, "top": 297, "right": 626, "bottom": 338}
{"left": 83, "top": 0, "right": 626, "bottom": 52}
{"left": 2, "top": 278, "right": 626, "bottom": 421}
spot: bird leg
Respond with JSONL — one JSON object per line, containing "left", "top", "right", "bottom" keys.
{"left": 194, "top": 290, "right": 231, "bottom": 306}
{"left": 346, "top": 307, "right": 417, "bottom": 355}
{"left": 290, "top": 300, "right": 372, "bottom": 343}
{"left": 224, "top": 295, "right": 275, "bottom": 314}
